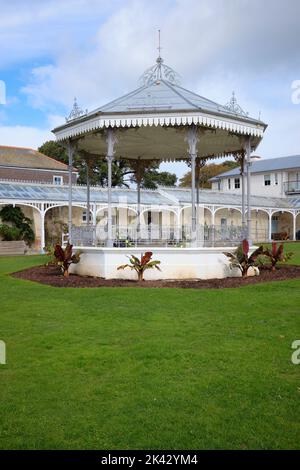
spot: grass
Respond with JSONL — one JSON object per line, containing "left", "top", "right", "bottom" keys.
{"left": 0, "top": 244, "right": 300, "bottom": 449}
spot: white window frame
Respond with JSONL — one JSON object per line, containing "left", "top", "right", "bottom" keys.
{"left": 234, "top": 178, "right": 240, "bottom": 189}
{"left": 82, "top": 210, "right": 92, "bottom": 223}
{"left": 264, "top": 174, "right": 271, "bottom": 186}
{"left": 53, "top": 175, "right": 63, "bottom": 185}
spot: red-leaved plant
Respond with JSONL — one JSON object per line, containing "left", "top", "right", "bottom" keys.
{"left": 53, "top": 243, "right": 81, "bottom": 277}
{"left": 117, "top": 251, "right": 161, "bottom": 281}
{"left": 224, "top": 239, "right": 264, "bottom": 277}
{"left": 263, "top": 242, "right": 293, "bottom": 271}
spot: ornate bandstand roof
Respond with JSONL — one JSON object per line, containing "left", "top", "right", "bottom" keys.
{"left": 53, "top": 49, "right": 267, "bottom": 161}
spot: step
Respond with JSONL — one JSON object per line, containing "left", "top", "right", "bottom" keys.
{"left": 0, "top": 241, "right": 27, "bottom": 255}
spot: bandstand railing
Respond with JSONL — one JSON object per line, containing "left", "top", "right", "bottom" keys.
{"left": 65, "top": 224, "right": 269, "bottom": 248}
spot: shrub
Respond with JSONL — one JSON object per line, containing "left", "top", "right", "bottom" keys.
{"left": 0, "top": 205, "right": 35, "bottom": 245}
{"left": 223, "top": 239, "right": 264, "bottom": 278}
{"left": 0, "top": 224, "right": 22, "bottom": 241}
{"left": 117, "top": 251, "right": 161, "bottom": 281}
{"left": 263, "top": 242, "right": 293, "bottom": 271}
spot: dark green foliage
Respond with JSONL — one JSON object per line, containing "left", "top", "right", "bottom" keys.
{"left": 38, "top": 140, "right": 178, "bottom": 189}
{"left": 0, "top": 224, "right": 22, "bottom": 241}
{"left": 0, "top": 205, "right": 35, "bottom": 245}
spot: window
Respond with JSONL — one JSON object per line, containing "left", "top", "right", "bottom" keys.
{"left": 264, "top": 174, "right": 271, "bottom": 186}
{"left": 217, "top": 180, "right": 221, "bottom": 190}
{"left": 228, "top": 179, "right": 231, "bottom": 190}
{"left": 82, "top": 211, "right": 92, "bottom": 223}
{"left": 53, "top": 175, "right": 63, "bottom": 185}
{"left": 275, "top": 173, "right": 278, "bottom": 185}
{"left": 234, "top": 178, "right": 240, "bottom": 189}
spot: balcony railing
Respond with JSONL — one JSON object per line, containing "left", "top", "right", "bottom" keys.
{"left": 284, "top": 181, "right": 300, "bottom": 194}
{"left": 65, "top": 224, "right": 268, "bottom": 248}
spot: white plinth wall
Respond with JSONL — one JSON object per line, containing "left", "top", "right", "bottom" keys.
{"left": 70, "top": 247, "right": 244, "bottom": 280}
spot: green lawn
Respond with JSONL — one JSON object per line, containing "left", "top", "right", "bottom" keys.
{"left": 0, "top": 244, "right": 300, "bottom": 449}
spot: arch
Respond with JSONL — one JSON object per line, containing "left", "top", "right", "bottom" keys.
{"left": 203, "top": 206, "right": 214, "bottom": 216}
{"left": 248, "top": 207, "right": 270, "bottom": 217}
{"left": 44, "top": 203, "right": 86, "bottom": 215}
{"left": 270, "top": 210, "right": 294, "bottom": 240}
{"left": 0, "top": 201, "right": 42, "bottom": 215}
{"left": 250, "top": 209, "right": 269, "bottom": 242}
{"left": 214, "top": 206, "right": 242, "bottom": 215}
{"left": 96, "top": 205, "right": 138, "bottom": 216}
{"left": 179, "top": 205, "right": 192, "bottom": 216}
{"left": 139, "top": 207, "right": 178, "bottom": 217}
{"left": 270, "top": 209, "right": 295, "bottom": 217}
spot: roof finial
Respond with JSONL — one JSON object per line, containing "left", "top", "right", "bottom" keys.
{"left": 157, "top": 29, "right": 162, "bottom": 58}
{"left": 138, "top": 31, "right": 181, "bottom": 86}
{"left": 65, "top": 97, "right": 88, "bottom": 122}
{"left": 223, "top": 91, "right": 249, "bottom": 117}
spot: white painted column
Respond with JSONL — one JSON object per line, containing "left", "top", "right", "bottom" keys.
{"left": 241, "top": 156, "right": 246, "bottom": 236}
{"left": 106, "top": 129, "right": 117, "bottom": 247}
{"left": 245, "top": 137, "right": 252, "bottom": 244}
{"left": 67, "top": 139, "right": 74, "bottom": 244}
{"left": 92, "top": 204, "right": 97, "bottom": 225}
{"left": 212, "top": 208, "right": 216, "bottom": 247}
{"left": 293, "top": 212, "right": 297, "bottom": 241}
{"left": 186, "top": 125, "right": 199, "bottom": 246}
{"left": 40, "top": 207, "right": 45, "bottom": 253}
{"left": 136, "top": 158, "right": 141, "bottom": 243}
{"left": 268, "top": 211, "right": 273, "bottom": 242}
{"left": 86, "top": 159, "right": 91, "bottom": 226}
{"left": 175, "top": 210, "right": 181, "bottom": 241}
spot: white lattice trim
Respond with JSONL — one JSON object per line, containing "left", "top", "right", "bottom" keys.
{"left": 54, "top": 113, "right": 264, "bottom": 141}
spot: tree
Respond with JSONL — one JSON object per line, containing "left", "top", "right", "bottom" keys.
{"left": 38, "top": 140, "right": 177, "bottom": 189}
{"left": 38, "top": 141, "right": 68, "bottom": 164}
{"left": 179, "top": 160, "right": 238, "bottom": 188}
{"left": 0, "top": 205, "right": 35, "bottom": 245}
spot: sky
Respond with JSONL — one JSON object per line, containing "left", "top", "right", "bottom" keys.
{"left": 0, "top": 0, "right": 299, "bottom": 179}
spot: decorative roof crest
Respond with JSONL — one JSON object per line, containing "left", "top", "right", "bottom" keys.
{"left": 66, "top": 97, "right": 88, "bottom": 122}
{"left": 224, "top": 91, "right": 249, "bottom": 117}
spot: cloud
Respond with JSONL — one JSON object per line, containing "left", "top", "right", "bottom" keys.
{"left": 0, "top": 125, "right": 53, "bottom": 149}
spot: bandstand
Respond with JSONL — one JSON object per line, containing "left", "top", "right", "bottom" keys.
{"left": 52, "top": 51, "right": 267, "bottom": 280}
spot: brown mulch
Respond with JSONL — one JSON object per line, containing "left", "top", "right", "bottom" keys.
{"left": 11, "top": 264, "right": 300, "bottom": 289}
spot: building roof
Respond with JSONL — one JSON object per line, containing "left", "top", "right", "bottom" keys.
{"left": 0, "top": 181, "right": 295, "bottom": 210}
{"left": 0, "top": 181, "right": 172, "bottom": 205}
{"left": 163, "top": 187, "right": 293, "bottom": 209}
{"left": 0, "top": 145, "right": 73, "bottom": 172}
{"left": 210, "top": 155, "right": 300, "bottom": 181}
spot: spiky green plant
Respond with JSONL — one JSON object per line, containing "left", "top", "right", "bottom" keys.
{"left": 224, "top": 239, "right": 264, "bottom": 277}
{"left": 263, "top": 242, "right": 293, "bottom": 271}
{"left": 117, "top": 251, "right": 161, "bottom": 281}
{"left": 52, "top": 243, "right": 81, "bottom": 277}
